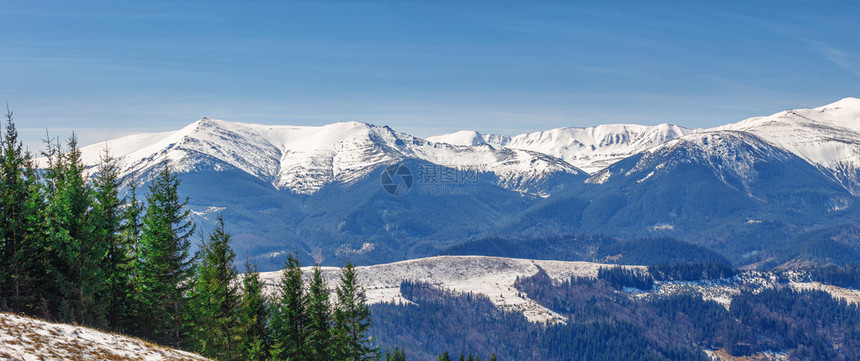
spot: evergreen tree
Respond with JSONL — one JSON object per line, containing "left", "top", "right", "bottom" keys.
{"left": 91, "top": 147, "right": 132, "bottom": 330}
{"left": 306, "top": 264, "right": 332, "bottom": 361}
{"left": 43, "top": 134, "right": 101, "bottom": 325}
{"left": 0, "top": 108, "right": 45, "bottom": 315}
{"left": 384, "top": 347, "right": 407, "bottom": 361}
{"left": 137, "top": 163, "right": 196, "bottom": 347}
{"left": 439, "top": 351, "right": 452, "bottom": 361}
{"left": 189, "top": 215, "right": 240, "bottom": 360}
{"left": 238, "top": 259, "right": 270, "bottom": 361}
{"left": 333, "top": 262, "right": 376, "bottom": 361}
{"left": 270, "top": 252, "right": 309, "bottom": 361}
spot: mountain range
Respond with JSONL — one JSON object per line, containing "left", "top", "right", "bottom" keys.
{"left": 70, "top": 98, "right": 860, "bottom": 270}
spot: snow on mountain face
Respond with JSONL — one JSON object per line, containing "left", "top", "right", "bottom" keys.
{"left": 426, "top": 130, "right": 488, "bottom": 146}
{"left": 587, "top": 131, "right": 794, "bottom": 190}
{"left": 77, "top": 119, "right": 584, "bottom": 195}
{"left": 0, "top": 312, "right": 210, "bottom": 361}
{"left": 716, "top": 97, "right": 860, "bottom": 194}
{"left": 426, "top": 130, "right": 511, "bottom": 148}
{"left": 429, "top": 124, "right": 695, "bottom": 173}
{"left": 506, "top": 123, "right": 696, "bottom": 173}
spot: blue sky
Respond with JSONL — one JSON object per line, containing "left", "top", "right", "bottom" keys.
{"left": 2, "top": 1, "right": 859, "bottom": 149}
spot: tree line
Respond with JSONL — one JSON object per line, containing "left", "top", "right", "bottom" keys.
{"left": 0, "top": 110, "right": 381, "bottom": 360}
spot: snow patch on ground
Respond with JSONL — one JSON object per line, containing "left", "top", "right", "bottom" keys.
{"left": 789, "top": 282, "right": 860, "bottom": 305}
{"left": 0, "top": 312, "right": 210, "bottom": 361}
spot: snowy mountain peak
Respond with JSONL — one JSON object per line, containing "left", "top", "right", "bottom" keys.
{"left": 506, "top": 123, "right": 695, "bottom": 173}
{"left": 77, "top": 119, "right": 583, "bottom": 195}
{"left": 716, "top": 97, "right": 860, "bottom": 194}
{"left": 427, "top": 130, "right": 490, "bottom": 147}
{"left": 427, "top": 123, "right": 695, "bottom": 174}
{"left": 588, "top": 130, "right": 794, "bottom": 189}
{"left": 818, "top": 96, "right": 860, "bottom": 110}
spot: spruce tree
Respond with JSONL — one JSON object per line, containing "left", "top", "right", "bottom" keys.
{"left": 269, "top": 252, "right": 309, "bottom": 361}
{"left": 333, "top": 262, "right": 376, "bottom": 361}
{"left": 43, "top": 134, "right": 100, "bottom": 325}
{"left": 0, "top": 108, "right": 45, "bottom": 315}
{"left": 238, "top": 259, "right": 269, "bottom": 361}
{"left": 137, "top": 163, "right": 196, "bottom": 347}
{"left": 92, "top": 147, "right": 132, "bottom": 330}
{"left": 439, "top": 351, "right": 453, "bottom": 361}
{"left": 189, "top": 215, "right": 240, "bottom": 360}
{"left": 306, "top": 264, "right": 332, "bottom": 361}
{"left": 384, "top": 347, "right": 407, "bottom": 361}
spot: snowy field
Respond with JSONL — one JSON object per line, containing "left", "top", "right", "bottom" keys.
{"left": 257, "top": 255, "right": 860, "bottom": 322}
{"left": 258, "top": 255, "right": 642, "bottom": 323}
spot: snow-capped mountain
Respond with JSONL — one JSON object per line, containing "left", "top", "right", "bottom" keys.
{"left": 504, "top": 130, "right": 855, "bottom": 254}
{"left": 587, "top": 131, "right": 796, "bottom": 189}
{"left": 716, "top": 97, "right": 860, "bottom": 195}
{"left": 78, "top": 119, "right": 584, "bottom": 195}
{"left": 429, "top": 123, "right": 695, "bottom": 173}
{"left": 63, "top": 98, "right": 860, "bottom": 270}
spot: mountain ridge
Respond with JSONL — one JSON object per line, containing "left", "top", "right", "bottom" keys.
{"left": 60, "top": 98, "right": 860, "bottom": 270}
{"left": 76, "top": 119, "right": 585, "bottom": 196}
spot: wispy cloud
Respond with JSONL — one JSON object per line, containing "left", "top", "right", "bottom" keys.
{"left": 800, "top": 38, "right": 860, "bottom": 79}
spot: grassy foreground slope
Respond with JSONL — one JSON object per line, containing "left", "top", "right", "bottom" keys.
{"left": 0, "top": 312, "right": 210, "bottom": 361}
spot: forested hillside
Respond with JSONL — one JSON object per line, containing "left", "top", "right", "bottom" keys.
{"left": 0, "top": 112, "right": 379, "bottom": 361}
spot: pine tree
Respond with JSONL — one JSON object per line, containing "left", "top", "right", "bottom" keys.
{"left": 43, "top": 134, "right": 100, "bottom": 325}
{"left": 384, "top": 347, "right": 407, "bottom": 361}
{"left": 0, "top": 108, "right": 45, "bottom": 315}
{"left": 270, "top": 252, "right": 309, "bottom": 361}
{"left": 333, "top": 262, "right": 377, "bottom": 361}
{"left": 439, "top": 351, "right": 453, "bottom": 361}
{"left": 306, "top": 264, "right": 332, "bottom": 361}
{"left": 91, "top": 147, "right": 132, "bottom": 330}
{"left": 122, "top": 177, "right": 146, "bottom": 333}
{"left": 137, "top": 163, "right": 196, "bottom": 347}
{"left": 189, "top": 215, "right": 240, "bottom": 360}
{"left": 238, "top": 259, "right": 270, "bottom": 361}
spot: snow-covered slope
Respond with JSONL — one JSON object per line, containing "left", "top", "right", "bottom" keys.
{"left": 76, "top": 119, "right": 584, "bottom": 195}
{"left": 255, "top": 255, "right": 860, "bottom": 325}
{"left": 430, "top": 124, "right": 695, "bottom": 173}
{"left": 0, "top": 312, "right": 210, "bottom": 361}
{"left": 258, "top": 255, "right": 642, "bottom": 323}
{"left": 717, "top": 97, "right": 860, "bottom": 194}
{"left": 587, "top": 131, "right": 794, "bottom": 189}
